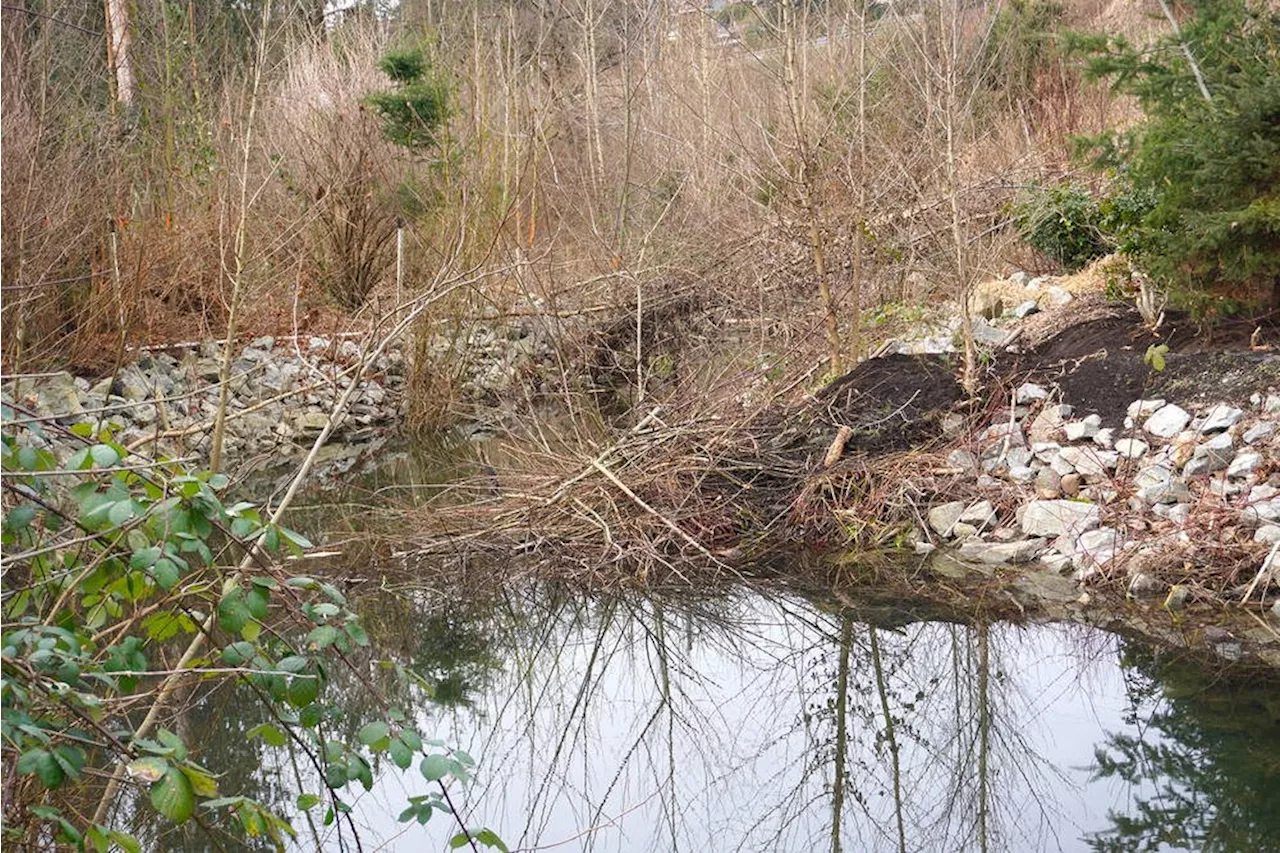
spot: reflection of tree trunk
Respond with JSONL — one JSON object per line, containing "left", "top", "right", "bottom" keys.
{"left": 830, "top": 613, "right": 852, "bottom": 853}
{"left": 977, "top": 620, "right": 991, "bottom": 853}
{"left": 870, "top": 628, "right": 907, "bottom": 853}
{"left": 654, "top": 603, "right": 680, "bottom": 850}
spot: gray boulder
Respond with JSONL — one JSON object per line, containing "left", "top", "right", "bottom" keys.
{"left": 1020, "top": 500, "right": 1100, "bottom": 537}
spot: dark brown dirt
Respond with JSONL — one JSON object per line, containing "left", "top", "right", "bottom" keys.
{"left": 798, "top": 305, "right": 1280, "bottom": 453}
{"left": 815, "top": 354, "right": 964, "bottom": 452}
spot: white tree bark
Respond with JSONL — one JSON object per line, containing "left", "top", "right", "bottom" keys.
{"left": 105, "top": 0, "right": 134, "bottom": 106}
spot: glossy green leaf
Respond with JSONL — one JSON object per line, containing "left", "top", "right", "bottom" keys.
{"left": 357, "top": 721, "right": 390, "bottom": 750}
{"left": 247, "top": 723, "right": 288, "bottom": 747}
{"left": 475, "top": 828, "right": 510, "bottom": 851}
{"left": 287, "top": 673, "right": 319, "bottom": 708}
{"left": 18, "top": 749, "right": 64, "bottom": 788}
{"left": 152, "top": 559, "right": 180, "bottom": 591}
{"left": 90, "top": 444, "right": 121, "bottom": 468}
{"left": 245, "top": 586, "right": 269, "bottom": 620}
{"left": 221, "top": 641, "right": 255, "bottom": 666}
{"left": 217, "top": 591, "right": 251, "bottom": 634}
{"left": 107, "top": 500, "right": 136, "bottom": 526}
{"left": 297, "top": 793, "right": 321, "bottom": 811}
{"left": 420, "top": 754, "right": 449, "bottom": 782}
{"left": 388, "top": 736, "right": 414, "bottom": 770}
{"left": 155, "top": 729, "right": 187, "bottom": 761}
{"left": 5, "top": 504, "right": 36, "bottom": 532}
{"left": 305, "top": 625, "right": 339, "bottom": 650}
{"left": 180, "top": 764, "right": 219, "bottom": 798}
{"left": 126, "top": 756, "right": 168, "bottom": 784}
{"left": 150, "top": 766, "right": 196, "bottom": 824}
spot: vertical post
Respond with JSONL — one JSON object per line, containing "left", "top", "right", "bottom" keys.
{"left": 395, "top": 218, "right": 405, "bottom": 308}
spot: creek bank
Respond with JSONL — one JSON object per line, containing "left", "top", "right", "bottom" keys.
{"left": 784, "top": 286, "right": 1280, "bottom": 665}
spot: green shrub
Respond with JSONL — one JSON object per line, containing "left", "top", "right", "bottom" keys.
{"left": 1013, "top": 181, "right": 1111, "bottom": 272}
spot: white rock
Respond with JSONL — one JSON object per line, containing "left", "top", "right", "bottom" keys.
{"left": 1020, "top": 500, "right": 1100, "bottom": 537}
{"left": 1251, "top": 485, "right": 1280, "bottom": 502}
{"left": 1144, "top": 404, "right": 1192, "bottom": 438}
{"left": 1064, "top": 415, "right": 1101, "bottom": 441}
{"left": 1166, "top": 504, "right": 1191, "bottom": 526}
{"left": 1076, "top": 527, "right": 1123, "bottom": 568}
{"left": 1227, "top": 450, "right": 1263, "bottom": 479}
{"left": 1115, "top": 438, "right": 1149, "bottom": 459}
{"left": 1243, "top": 501, "right": 1280, "bottom": 526}
{"left": 1009, "top": 271, "right": 1030, "bottom": 286}
{"left": 1012, "top": 301, "right": 1040, "bottom": 319}
{"left": 1243, "top": 422, "right": 1277, "bottom": 445}
{"left": 1199, "top": 404, "right": 1244, "bottom": 433}
{"left": 1015, "top": 382, "right": 1049, "bottom": 404}
{"left": 1032, "top": 441, "right": 1063, "bottom": 462}
{"left": 983, "top": 421, "right": 1026, "bottom": 447}
{"left": 960, "top": 500, "right": 997, "bottom": 528}
{"left": 928, "top": 501, "right": 966, "bottom": 537}
{"left": 1254, "top": 525, "right": 1280, "bottom": 544}
{"left": 1034, "top": 468, "right": 1062, "bottom": 499}
{"left": 1093, "top": 428, "right": 1116, "bottom": 448}
{"left": 1135, "top": 464, "right": 1190, "bottom": 504}
{"left": 957, "top": 538, "right": 1046, "bottom": 565}
{"left": 1059, "top": 446, "right": 1118, "bottom": 477}
{"left": 1183, "top": 432, "right": 1235, "bottom": 477}
{"left": 1127, "top": 399, "right": 1167, "bottom": 419}
{"left": 1128, "top": 572, "right": 1162, "bottom": 596}
{"left": 1046, "top": 285, "right": 1073, "bottom": 305}
{"left": 947, "top": 449, "right": 980, "bottom": 472}
{"left": 1029, "top": 405, "right": 1072, "bottom": 443}
{"left": 1008, "top": 465, "right": 1036, "bottom": 483}
{"left": 1050, "top": 454, "right": 1077, "bottom": 476}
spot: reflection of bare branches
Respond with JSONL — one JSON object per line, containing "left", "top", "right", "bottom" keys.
{"left": 179, "top": 583, "right": 1206, "bottom": 851}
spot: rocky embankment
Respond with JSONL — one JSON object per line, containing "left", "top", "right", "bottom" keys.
{"left": 3, "top": 319, "right": 556, "bottom": 478}
{"left": 919, "top": 390, "right": 1280, "bottom": 601}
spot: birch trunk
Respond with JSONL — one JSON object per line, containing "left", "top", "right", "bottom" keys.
{"left": 104, "top": 0, "right": 134, "bottom": 107}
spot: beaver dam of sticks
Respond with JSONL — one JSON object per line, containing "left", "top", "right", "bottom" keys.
{"left": 376, "top": 298, "right": 1280, "bottom": 588}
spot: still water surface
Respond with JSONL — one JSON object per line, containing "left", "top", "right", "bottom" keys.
{"left": 173, "top": 584, "right": 1279, "bottom": 853}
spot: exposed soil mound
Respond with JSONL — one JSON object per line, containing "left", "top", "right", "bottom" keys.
{"left": 815, "top": 354, "right": 964, "bottom": 452}
{"left": 1022, "top": 302, "right": 1160, "bottom": 360}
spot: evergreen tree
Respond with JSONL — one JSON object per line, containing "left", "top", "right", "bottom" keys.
{"left": 1074, "top": 0, "right": 1280, "bottom": 313}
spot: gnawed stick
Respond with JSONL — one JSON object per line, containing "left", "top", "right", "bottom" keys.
{"left": 1240, "top": 540, "right": 1280, "bottom": 605}
{"left": 823, "top": 425, "right": 855, "bottom": 468}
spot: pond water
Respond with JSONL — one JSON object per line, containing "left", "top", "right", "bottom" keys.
{"left": 167, "top": 583, "right": 1279, "bottom": 853}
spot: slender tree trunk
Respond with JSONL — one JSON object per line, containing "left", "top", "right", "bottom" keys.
{"left": 104, "top": 0, "right": 134, "bottom": 107}
{"left": 782, "top": 1, "right": 842, "bottom": 375}
{"left": 0, "top": 4, "right": 21, "bottom": 112}
{"left": 209, "top": 0, "right": 273, "bottom": 473}
{"left": 940, "top": 0, "right": 977, "bottom": 395}
{"left": 849, "top": 8, "right": 869, "bottom": 364}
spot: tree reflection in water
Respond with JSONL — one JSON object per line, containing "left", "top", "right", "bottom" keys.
{"left": 157, "top": 584, "right": 1280, "bottom": 852}
{"left": 1086, "top": 642, "right": 1280, "bottom": 853}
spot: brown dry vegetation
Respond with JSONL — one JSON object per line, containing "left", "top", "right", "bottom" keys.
{"left": 1, "top": 0, "right": 1156, "bottom": 391}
